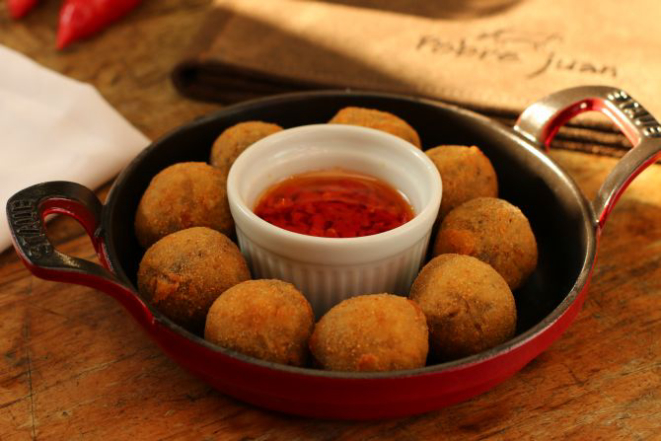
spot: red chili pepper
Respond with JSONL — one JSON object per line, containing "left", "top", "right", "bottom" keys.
{"left": 56, "top": 0, "right": 142, "bottom": 50}
{"left": 7, "top": 0, "right": 39, "bottom": 19}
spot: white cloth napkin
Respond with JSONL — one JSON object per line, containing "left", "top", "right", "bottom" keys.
{"left": 0, "top": 45, "right": 150, "bottom": 253}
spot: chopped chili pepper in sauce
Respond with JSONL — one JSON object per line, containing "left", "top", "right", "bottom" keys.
{"left": 254, "top": 169, "right": 414, "bottom": 238}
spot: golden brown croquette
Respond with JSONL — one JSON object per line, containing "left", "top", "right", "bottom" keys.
{"left": 409, "top": 254, "right": 516, "bottom": 360}
{"left": 329, "top": 107, "right": 422, "bottom": 148}
{"left": 425, "top": 145, "right": 498, "bottom": 218}
{"left": 309, "top": 294, "right": 429, "bottom": 372}
{"left": 137, "top": 227, "right": 251, "bottom": 332}
{"left": 432, "top": 197, "right": 538, "bottom": 290}
{"left": 210, "top": 121, "right": 283, "bottom": 178}
{"left": 135, "top": 162, "right": 234, "bottom": 248}
{"left": 205, "top": 279, "right": 314, "bottom": 367}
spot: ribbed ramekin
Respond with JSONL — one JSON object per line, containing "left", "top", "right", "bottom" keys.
{"left": 226, "top": 124, "right": 441, "bottom": 317}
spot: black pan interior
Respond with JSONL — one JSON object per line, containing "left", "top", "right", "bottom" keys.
{"left": 105, "top": 91, "right": 592, "bottom": 336}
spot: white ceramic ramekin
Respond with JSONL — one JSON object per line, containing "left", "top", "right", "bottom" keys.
{"left": 226, "top": 124, "right": 441, "bottom": 317}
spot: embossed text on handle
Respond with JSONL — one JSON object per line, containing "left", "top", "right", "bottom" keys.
{"left": 9, "top": 199, "right": 53, "bottom": 259}
{"left": 608, "top": 90, "right": 661, "bottom": 138}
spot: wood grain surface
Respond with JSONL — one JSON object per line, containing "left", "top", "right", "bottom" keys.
{"left": 1, "top": 1, "right": 661, "bottom": 440}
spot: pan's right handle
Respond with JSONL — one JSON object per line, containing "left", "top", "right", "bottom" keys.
{"left": 513, "top": 86, "right": 661, "bottom": 231}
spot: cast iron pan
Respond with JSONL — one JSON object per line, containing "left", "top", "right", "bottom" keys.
{"left": 6, "top": 86, "right": 661, "bottom": 419}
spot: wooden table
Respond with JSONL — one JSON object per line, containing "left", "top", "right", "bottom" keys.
{"left": 2, "top": 1, "right": 661, "bottom": 439}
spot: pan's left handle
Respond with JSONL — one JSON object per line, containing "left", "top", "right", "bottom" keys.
{"left": 513, "top": 86, "right": 661, "bottom": 231}
{"left": 6, "top": 181, "right": 153, "bottom": 323}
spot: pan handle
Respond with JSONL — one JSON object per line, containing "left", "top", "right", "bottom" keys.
{"left": 6, "top": 181, "right": 153, "bottom": 323}
{"left": 513, "top": 86, "right": 661, "bottom": 230}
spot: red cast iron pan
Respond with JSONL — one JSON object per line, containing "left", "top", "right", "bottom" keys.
{"left": 7, "top": 86, "right": 661, "bottom": 420}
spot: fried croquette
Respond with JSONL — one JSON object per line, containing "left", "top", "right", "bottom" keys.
{"left": 205, "top": 279, "right": 314, "bottom": 367}
{"left": 409, "top": 254, "right": 516, "bottom": 360}
{"left": 329, "top": 107, "right": 422, "bottom": 148}
{"left": 134, "top": 162, "right": 234, "bottom": 248}
{"left": 138, "top": 227, "right": 251, "bottom": 332}
{"left": 425, "top": 145, "right": 498, "bottom": 218}
{"left": 309, "top": 294, "right": 428, "bottom": 372}
{"left": 210, "top": 121, "right": 283, "bottom": 178}
{"left": 432, "top": 197, "right": 538, "bottom": 290}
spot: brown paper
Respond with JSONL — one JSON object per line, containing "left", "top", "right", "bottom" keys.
{"left": 173, "top": 0, "right": 661, "bottom": 156}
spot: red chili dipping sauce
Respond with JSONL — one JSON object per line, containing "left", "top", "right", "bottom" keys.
{"left": 254, "top": 169, "right": 414, "bottom": 238}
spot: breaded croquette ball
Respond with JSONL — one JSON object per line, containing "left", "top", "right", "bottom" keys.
{"left": 309, "top": 294, "right": 428, "bottom": 372}
{"left": 433, "top": 197, "right": 538, "bottom": 290}
{"left": 138, "top": 227, "right": 251, "bottom": 332}
{"left": 329, "top": 107, "right": 422, "bottom": 148}
{"left": 210, "top": 121, "right": 283, "bottom": 178}
{"left": 425, "top": 145, "right": 498, "bottom": 218}
{"left": 135, "top": 162, "right": 234, "bottom": 248}
{"left": 205, "top": 280, "right": 314, "bottom": 367}
{"left": 410, "top": 254, "right": 516, "bottom": 360}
